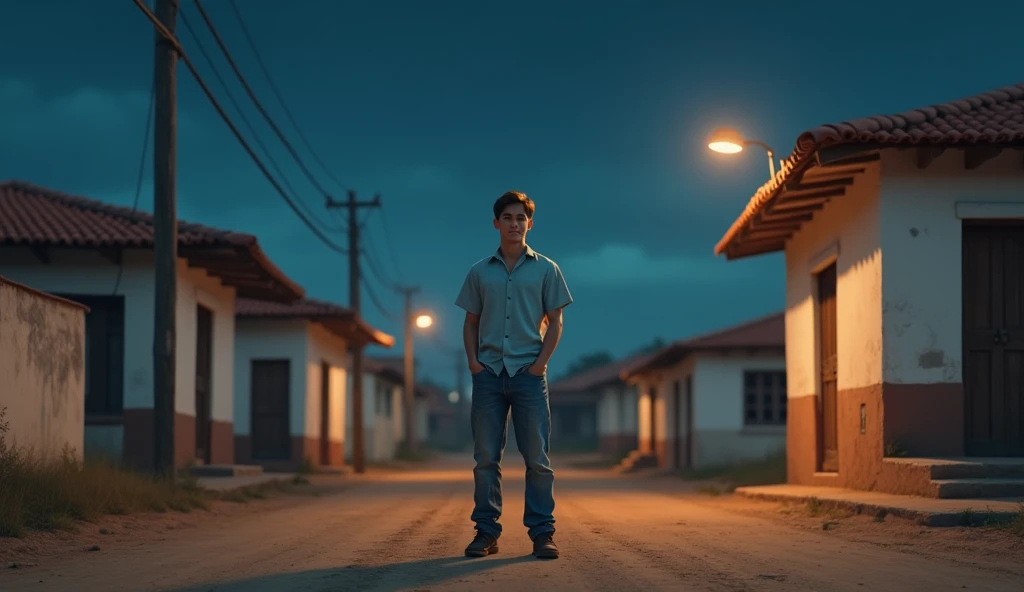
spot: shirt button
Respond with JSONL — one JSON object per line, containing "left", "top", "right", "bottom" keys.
{"left": 505, "top": 335, "right": 509, "bottom": 338}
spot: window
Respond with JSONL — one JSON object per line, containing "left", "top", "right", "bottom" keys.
{"left": 54, "top": 294, "right": 125, "bottom": 416}
{"left": 743, "top": 371, "right": 786, "bottom": 426}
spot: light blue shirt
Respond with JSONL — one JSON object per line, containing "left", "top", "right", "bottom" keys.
{"left": 455, "top": 245, "right": 573, "bottom": 376}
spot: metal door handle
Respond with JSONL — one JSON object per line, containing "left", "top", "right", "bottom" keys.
{"left": 995, "top": 329, "right": 1003, "bottom": 344}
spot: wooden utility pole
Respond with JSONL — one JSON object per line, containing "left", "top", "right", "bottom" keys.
{"left": 152, "top": 0, "right": 179, "bottom": 478}
{"left": 397, "top": 285, "right": 420, "bottom": 456}
{"left": 326, "top": 190, "right": 380, "bottom": 473}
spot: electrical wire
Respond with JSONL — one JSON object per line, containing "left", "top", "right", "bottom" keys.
{"left": 362, "top": 272, "right": 397, "bottom": 321}
{"left": 191, "top": 0, "right": 337, "bottom": 203}
{"left": 226, "top": 0, "right": 351, "bottom": 194}
{"left": 131, "top": 0, "right": 348, "bottom": 254}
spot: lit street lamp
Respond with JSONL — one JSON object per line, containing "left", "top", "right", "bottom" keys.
{"left": 707, "top": 127, "right": 779, "bottom": 178}
{"left": 398, "top": 284, "right": 433, "bottom": 457}
{"left": 415, "top": 314, "right": 433, "bottom": 329}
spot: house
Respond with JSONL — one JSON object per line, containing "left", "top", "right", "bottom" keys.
{"left": 0, "top": 275, "right": 87, "bottom": 461}
{"left": 619, "top": 313, "right": 786, "bottom": 471}
{"left": 713, "top": 82, "right": 1024, "bottom": 497}
{"left": 0, "top": 181, "right": 304, "bottom": 470}
{"left": 547, "top": 354, "right": 648, "bottom": 457}
{"left": 233, "top": 297, "right": 395, "bottom": 472}
{"left": 355, "top": 356, "right": 407, "bottom": 463}
{"left": 417, "top": 382, "right": 462, "bottom": 452}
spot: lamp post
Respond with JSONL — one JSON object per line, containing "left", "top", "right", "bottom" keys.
{"left": 707, "top": 127, "right": 779, "bottom": 178}
{"left": 400, "top": 283, "right": 433, "bottom": 457}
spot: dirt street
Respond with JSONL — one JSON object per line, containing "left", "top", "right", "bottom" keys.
{"left": 2, "top": 455, "right": 1024, "bottom": 592}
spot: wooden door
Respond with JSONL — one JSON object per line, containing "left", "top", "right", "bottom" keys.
{"left": 251, "top": 360, "right": 291, "bottom": 461}
{"left": 648, "top": 386, "right": 657, "bottom": 454}
{"left": 685, "top": 375, "right": 694, "bottom": 469}
{"left": 320, "top": 362, "right": 331, "bottom": 465}
{"left": 672, "top": 380, "right": 682, "bottom": 470}
{"left": 817, "top": 263, "right": 839, "bottom": 472}
{"left": 195, "top": 305, "right": 213, "bottom": 464}
{"left": 963, "top": 223, "right": 1024, "bottom": 456}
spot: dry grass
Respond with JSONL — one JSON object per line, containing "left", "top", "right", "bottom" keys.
{"left": 683, "top": 452, "right": 786, "bottom": 493}
{"left": 0, "top": 407, "right": 211, "bottom": 539}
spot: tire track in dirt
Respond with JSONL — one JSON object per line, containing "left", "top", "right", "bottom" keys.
{"left": 560, "top": 496, "right": 777, "bottom": 592}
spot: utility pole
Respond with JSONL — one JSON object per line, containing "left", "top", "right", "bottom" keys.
{"left": 396, "top": 285, "right": 420, "bottom": 456}
{"left": 326, "top": 190, "right": 380, "bottom": 474}
{"left": 152, "top": 0, "right": 179, "bottom": 479}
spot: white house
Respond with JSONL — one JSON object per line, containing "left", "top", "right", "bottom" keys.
{"left": 233, "top": 298, "right": 395, "bottom": 472}
{"left": 0, "top": 181, "right": 304, "bottom": 470}
{"left": 712, "top": 82, "right": 1024, "bottom": 498}
{"left": 619, "top": 313, "right": 786, "bottom": 471}
{"left": 353, "top": 356, "right": 407, "bottom": 463}
{"left": 0, "top": 275, "right": 87, "bottom": 461}
{"left": 548, "top": 354, "right": 646, "bottom": 458}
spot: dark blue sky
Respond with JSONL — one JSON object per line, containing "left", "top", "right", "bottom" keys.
{"left": 1, "top": 0, "right": 1018, "bottom": 387}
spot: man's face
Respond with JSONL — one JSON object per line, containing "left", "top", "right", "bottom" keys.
{"left": 493, "top": 203, "right": 533, "bottom": 242}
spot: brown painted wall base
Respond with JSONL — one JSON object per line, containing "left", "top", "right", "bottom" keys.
{"left": 235, "top": 435, "right": 345, "bottom": 472}
{"left": 122, "top": 409, "right": 234, "bottom": 471}
{"left": 788, "top": 382, "right": 964, "bottom": 495}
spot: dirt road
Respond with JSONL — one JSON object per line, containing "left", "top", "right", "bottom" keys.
{"left": 2, "top": 455, "right": 1024, "bottom": 591}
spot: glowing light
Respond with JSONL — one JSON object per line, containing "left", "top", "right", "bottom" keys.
{"left": 415, "top": 314, "right": 433, "bottom": 329}
{"left": 707, "top": 127, "right": 745, "bottom": 154}
{"left": 448, "top": 391, "right": 460, "bottom": 404}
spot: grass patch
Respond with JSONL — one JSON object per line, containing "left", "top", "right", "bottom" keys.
{"left": 680, "top": 452, "right": 786, "bottom": 492}
{"left": 0, "top": 407, "right": 213, "bottom": 538}
{"left": 1006, "top": 505, "right": 1024, "bottom": 536}
{"left": 213, "top": 480, "right": 294, "bottom": 504}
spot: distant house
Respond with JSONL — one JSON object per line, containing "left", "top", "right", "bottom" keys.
{"left": 0, "top": 181, "right": 304, "bottom": 470}
{"left": 548, "top": 354, "right": 648, "bottom": 457}
{"left": 0, "top": 276, "right": 87, "bottom": 461}
{"left": 355, "top": 356, "right": 407, "bottom": 463}
{"left": 712, "top": 82, "right": 1024, "bottom": 497}
{"left": 417, "top": 382, "right": 461, "bottom": 452}
{"left": 620, "top": 313, "right": 786, "bottom": 471}
{"left": 233, "top": 298, "right": 394, "bottom": 472}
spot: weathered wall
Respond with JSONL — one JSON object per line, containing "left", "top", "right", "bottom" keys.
{"left": 234, "top": 319, "right": 309, "bottom": 439}
{"left": 0, "top": 277, "right": 86, "bottom": 460}
{"left": 306, "top": 322, "right": 349, "bottom": 465}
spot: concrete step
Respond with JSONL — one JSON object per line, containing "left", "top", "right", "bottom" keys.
{"left": 926, "top": 458, "right": 1024, "bottom": 480}
{"left": 932, "top": 478, "right": 1024, "bottom": 499}
{"left": 188, "top": 464, "right": 264, "bottom": 478}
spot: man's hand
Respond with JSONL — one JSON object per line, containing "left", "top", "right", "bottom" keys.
{"left": 527, "top": 362, "right": 546, "bottom": 376}
{"left": 469, "top": 360, "right": 486, "bottom": 375}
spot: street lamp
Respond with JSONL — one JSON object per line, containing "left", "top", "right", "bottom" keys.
{"left": 415, "top": 314, "right": 433, "bottom": 329}
{"left": 707, "top": 127, "right": 778, "bottom": 178}
{"left": 399, "top": 284, "right": 434, "bottom": 457}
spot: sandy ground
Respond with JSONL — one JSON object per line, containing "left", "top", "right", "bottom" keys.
{"left": 1, "top": 455, "right": 1024, "bottom": 591}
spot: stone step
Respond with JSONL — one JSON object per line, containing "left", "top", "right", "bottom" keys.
{"left": 927, "top": 459, "right": 1024, "bottom": 480}
{"left": 188, "top": 464, "right": 264, "bottom": 478}
{"left": 932, "top": 478, "right": 1024, "bottom": 499}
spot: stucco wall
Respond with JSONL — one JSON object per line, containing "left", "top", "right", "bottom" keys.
{"left": 691, "top": 352, "right": 786, "bottom": 468}
{"left": 234, "top": 319, "right": 309, "bottom": 438}
{"left": 306, "top": 323, "right": 348, "bottom": 446}
{"left": 345, "top": 371, "right": 398, "bottom": 463}
{"left": 0, "top": 277, "right": 86, "bottom": 460}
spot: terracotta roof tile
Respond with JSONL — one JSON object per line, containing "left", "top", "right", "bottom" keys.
{"left": 715, "top": 82, "right": 1024, "bottom": 258}
{"left": 236, "top": 296, "right": 395, "bottom": 348}
{"left": 622, "top": 312, "right": 784, "bottom": 378}
{"left": 0, "top": 181, "right": 303, "bottom": 302}
{"left": 548, "top": 352, "right": 654, "bottom": 394}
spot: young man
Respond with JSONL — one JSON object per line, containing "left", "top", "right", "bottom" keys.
{"left": 455, "top": 190, "right": 572, "bottom": 560}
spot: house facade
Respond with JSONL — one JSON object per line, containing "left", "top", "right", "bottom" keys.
{"left": 620, "top": 313, "right": 786, "bottom": 471}
{"left": 714, "top": 82, "right": 1024, "bottom": 496}
{"left": 0, "top": 276, "right": 87, "bottom": 461}
{"left": 548, "top": 354, "right": 646, "bottom": 457}
{"left": 233, "top": 298, "right": 394, "bottom": 472}
{"left": 353, "top": 356, "right": 406, "bottom": 463}
{"left": 0, "top": 181, "right": 304, "bottom": 470}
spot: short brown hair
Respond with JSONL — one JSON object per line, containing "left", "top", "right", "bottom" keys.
{"left": 493, "top": 191, "right": 535, "bottom": 220}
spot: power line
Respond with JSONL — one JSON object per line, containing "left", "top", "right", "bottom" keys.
{"left": 178, "top": 8, "right": 342, "bottom": 235}
{"left": 377, "top": 206, "right": 405, "bottom": 279}
{"left": 191, "top": 0, "right": 336, "bottom": 204}
{"left": 226, "top": 0, "right": 350, "bottom": 193}
{"left": 362, "top": 272, "right": 397, "bottom": 322}
{"left": 132, "top": 0, "right": 348, "bottom": 254}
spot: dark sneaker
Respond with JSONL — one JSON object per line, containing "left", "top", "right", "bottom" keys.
{"left": 532, "top": 531, "right": 559, "bottom": 559}
{"left": 464, "top": 531, "right": 499, "bottom": 557}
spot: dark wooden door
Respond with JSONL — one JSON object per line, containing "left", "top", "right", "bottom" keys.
{"left": 251, "top": 360, "right": 291, "bottom": 461}
{"left": 648, "top": 386, "right": 657, "bottom": 454}
{"left": 963, "top": 223, "right": 1024, "bottom": 456}
{"left": 685, "top": 375, "right": 694, "bottom": 469}
{"left": 195, "top": 305, "right": 213, "bottom": 464}
{"left": 817, "top": 263, "right": 839, "bottom": 472}
{"left": 672, "top": 380, "right": 682, "bottom": 469}
{"left": 320, "top": 361, "right": 331, "bottom": 465}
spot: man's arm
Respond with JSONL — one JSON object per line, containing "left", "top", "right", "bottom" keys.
{"left": 463, "top": 311, "right": 485, "bottom": 373}
{"left": 529, "top": 307, "right": 564, "bottom": 374}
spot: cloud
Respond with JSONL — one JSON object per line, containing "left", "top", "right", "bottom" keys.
{"left": 559, "top": 243, "right": 747, "bottom": 286}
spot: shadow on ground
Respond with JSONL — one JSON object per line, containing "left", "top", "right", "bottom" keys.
{"left": 168, "top": 554, "right": 537, "bottom": 591}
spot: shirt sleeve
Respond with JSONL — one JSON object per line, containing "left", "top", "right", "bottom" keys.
{"left": 454, "top": 268, "right": 483, "bottom": 315}
{"left": 542, "top": 262, "right": 573, "bottom": 314}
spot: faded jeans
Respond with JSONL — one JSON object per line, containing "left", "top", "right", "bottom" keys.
{"left": 470, "top": 366, "right": 555, "bottom": 541}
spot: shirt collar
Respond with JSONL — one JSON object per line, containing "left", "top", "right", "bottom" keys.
{"left": 491, "top": 245, "right": 537, "bottom": 262}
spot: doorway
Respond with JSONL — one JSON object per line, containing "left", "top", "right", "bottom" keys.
{"left": 320, "top": 362, "right": 331, "bottom": 465}
{"left": 684, "top": 375, "right": 694, "bottom": 469}
{"left": 195, "top": 305, "right": 213, "bottom": 464}
{"left": 817, "top": 262, "right": 839, "bottom": 472}
{"left": 672, "top": 380, "right": 681, "bottom": 469}
{"left": 648, "top": 385, "right": 657, "bottom": 454}
{"left": 251, "top": 360, "right": 291, "bottom": 461}
{"left": 962, "top": 222, "right": 1024, "bottom": 456}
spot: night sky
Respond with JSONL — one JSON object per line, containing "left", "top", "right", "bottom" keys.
{"left": 1, "top": 0, "right": 1018, "bottom": 387}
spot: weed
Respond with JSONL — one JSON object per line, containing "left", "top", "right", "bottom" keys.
{"left": 680, "top": 452, "right": 786, "bottom": 489}
{"left": 806, "top": 497, "right": 822, "bottom": 516}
